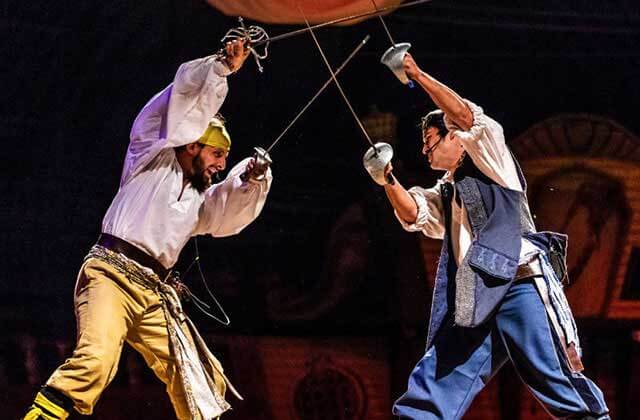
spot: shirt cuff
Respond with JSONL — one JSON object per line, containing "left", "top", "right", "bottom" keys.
{"left": 245, "top": 167, "right": 273, "bottom": 186}
{"left": 394, "top": 189, "right": 430, "bottom": 232}
{"left": 212, "top": 57, "right": 233, "bottom": 77}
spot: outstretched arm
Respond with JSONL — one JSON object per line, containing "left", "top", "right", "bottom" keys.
{"left": 403, "top": 53, "right": 473, "bottom": 131}
{"left": 382, "top": 163, "right": 418, "bottom": 224}
{"left": 172, "top": 39, "right": 250, "bottom": 94}
{"left": 122, "top": 40, "right": 251, "bottom": 185}
{"left": 194, "top": 157, "right": 272, "bottom": 237}
{"left": 167, "top": 39, "right": 250, "bottom": 147}
{"left": 374, "top": 163, "right": 446, "bottom": 239}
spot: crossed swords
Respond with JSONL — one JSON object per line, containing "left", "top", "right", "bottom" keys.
{"left": 211, "top": 0, "right": 419, "bottom": 322}
{"left": 239, "top": 0, "right": 422, "bottom": 185}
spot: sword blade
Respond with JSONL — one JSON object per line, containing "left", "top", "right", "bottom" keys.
{"left": 298, "top": 6, "right": 376, "bottom": 149}
{"left": 266, "top": 35, "right": 370, "bottom": 153}
{"left": 370, "top": 0, "right": 397, "bottom": 45}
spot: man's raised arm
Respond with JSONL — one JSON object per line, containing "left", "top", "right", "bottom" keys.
{"left": 403, "top": 53, "right": 473, "bottom": 131}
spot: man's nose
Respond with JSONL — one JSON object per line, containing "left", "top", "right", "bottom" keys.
{"left": 422, "top": 143, "right": 428, "bottom": 155}
{"left": 217, "top": 158, "right": 226, "bottom": 170}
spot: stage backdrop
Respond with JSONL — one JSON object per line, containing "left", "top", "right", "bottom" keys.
{"left": 511, "top": 114, "right": 640, "bottom": 320}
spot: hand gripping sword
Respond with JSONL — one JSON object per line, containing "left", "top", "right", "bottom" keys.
{"left": 298, "top": 6, "right": 396, "bottom": 186}
{"left": 368, "top": 0, "right": 416, "bottom": 86}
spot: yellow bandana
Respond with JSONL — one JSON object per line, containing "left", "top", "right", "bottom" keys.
{"left": 197, "top": 118, "right": 231, "bottom": 152}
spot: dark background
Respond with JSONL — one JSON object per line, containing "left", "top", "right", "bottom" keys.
{"left": 2, "top": 0, "right": 640, "bottom": 418}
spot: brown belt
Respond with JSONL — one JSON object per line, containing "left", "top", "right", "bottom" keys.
{"left": 515, "top": 257, "right": 544, "bottom": 280}
{"left": 97, "top": 233, "right": 170, "bottom": 280}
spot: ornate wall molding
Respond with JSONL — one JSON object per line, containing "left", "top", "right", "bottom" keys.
{"left": 512, "top": 114, "right": 640, "bottom": 319}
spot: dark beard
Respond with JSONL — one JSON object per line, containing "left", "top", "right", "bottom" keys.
{"left": 189, "top": 152, "right": 211, "bottom": 193}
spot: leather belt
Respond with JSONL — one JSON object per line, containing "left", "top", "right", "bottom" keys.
{"left": 97, "top": 233, "right": 169, "bottom": 279}
{"left": 515, "top": 256, "right": 544, "bottom": 280}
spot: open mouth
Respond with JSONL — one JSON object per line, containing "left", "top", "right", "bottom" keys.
{"left": 206, "top": 167, "right": 217, "bottom": 178}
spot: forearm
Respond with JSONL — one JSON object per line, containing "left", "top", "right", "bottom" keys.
{"left": 174, "top": 39, "right": 247, "bottom": 94}
{"left": 412, "top": 70, "right": 473, "bottom": 131}
{"left": 383, "top": 179, "right": 418, "bottom": 224}
{"left": 173, "top": 55, "right": 229, "bottom": 94}
{"left": 165, "top": 57, "right": 229, "bottom": 147}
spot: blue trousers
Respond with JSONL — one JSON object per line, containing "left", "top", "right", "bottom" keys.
{"left": 393, "top": 272, "right": 609, "bottom": 419}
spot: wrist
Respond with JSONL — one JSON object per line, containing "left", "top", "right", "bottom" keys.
{"left": 213, "top": 55, "right": 234, "bottom": 77}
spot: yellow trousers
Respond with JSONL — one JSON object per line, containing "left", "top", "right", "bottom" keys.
{"left": 47, "top": 258, "right": 205, "bottom": 419}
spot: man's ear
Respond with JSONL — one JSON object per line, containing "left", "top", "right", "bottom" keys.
{"left": 184, "top": 142, "right": 202, "bottom": 156}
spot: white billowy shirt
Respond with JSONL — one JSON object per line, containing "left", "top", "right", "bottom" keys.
{"left": 102, "top": 54, "right": 272, "bottom": 269}
{"left": 396, "top": 99, "right": 538, "bottom": 266}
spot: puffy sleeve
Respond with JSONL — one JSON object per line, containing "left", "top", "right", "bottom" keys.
{"left": 165, "top": 55, "right": 231, "bottom": 148}
{"left": 394, "top": 182, "right": 446, "bottom": 240}
{"left": 443, "top": 99, "right": 504, "bottom": 145}
{"left": 444, "top": 99, "right": 521, "bottom": 191}
{"left": 194, "top": 158, "right": 273, "bottom": 237}
{"left": 121, "top": 55, "right": 231, "bottom": 186}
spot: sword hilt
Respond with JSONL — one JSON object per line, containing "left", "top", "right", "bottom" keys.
{"left": 386, "top": 172, "right": 396, "bottom": 185}
{"left": 220, "top": 17, "right": 270, "bottom": 72}
{"left": 241, "top": 147, "right": 272, "bottom": 182}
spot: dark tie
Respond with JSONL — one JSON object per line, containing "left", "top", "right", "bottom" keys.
{"left": 440, "top": 181, "right": 454, "bottom": 227}
{"left": 440, "top": 181, "right": 456, "bottom": 267}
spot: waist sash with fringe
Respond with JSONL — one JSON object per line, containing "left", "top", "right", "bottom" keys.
{"left": 86, "top": 245, "right": 242, "bottom": 419}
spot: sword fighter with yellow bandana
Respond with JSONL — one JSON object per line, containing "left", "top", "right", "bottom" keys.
{"left": 22, "top": 39, "right": 272, "bottom": 420}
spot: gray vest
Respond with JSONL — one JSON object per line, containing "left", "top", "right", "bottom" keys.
{"left": 425, "top": 155, "right": 538, "bottom": 348}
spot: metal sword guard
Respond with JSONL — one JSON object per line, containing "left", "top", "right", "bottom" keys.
{"left": 363, "top": 142, "right": 394, "bottom": 185}
{"left": 252, "top": 146, "right": 272, "bottom": 174}
{"left": 221, "top": 17, "right": 270, "bottom": 72}
{"left": 380, "top": 42, "right": 412, "bottom": 84}
{"left": 241, "top": 146, "right": 272, "bottom": 182}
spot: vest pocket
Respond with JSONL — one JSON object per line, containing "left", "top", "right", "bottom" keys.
{"left": 467, "top": 243, "right": 519, "bottom": 281}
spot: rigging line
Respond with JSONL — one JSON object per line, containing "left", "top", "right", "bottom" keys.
{"left": 369, "top": 0, "right": 396, "bottom": 45}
